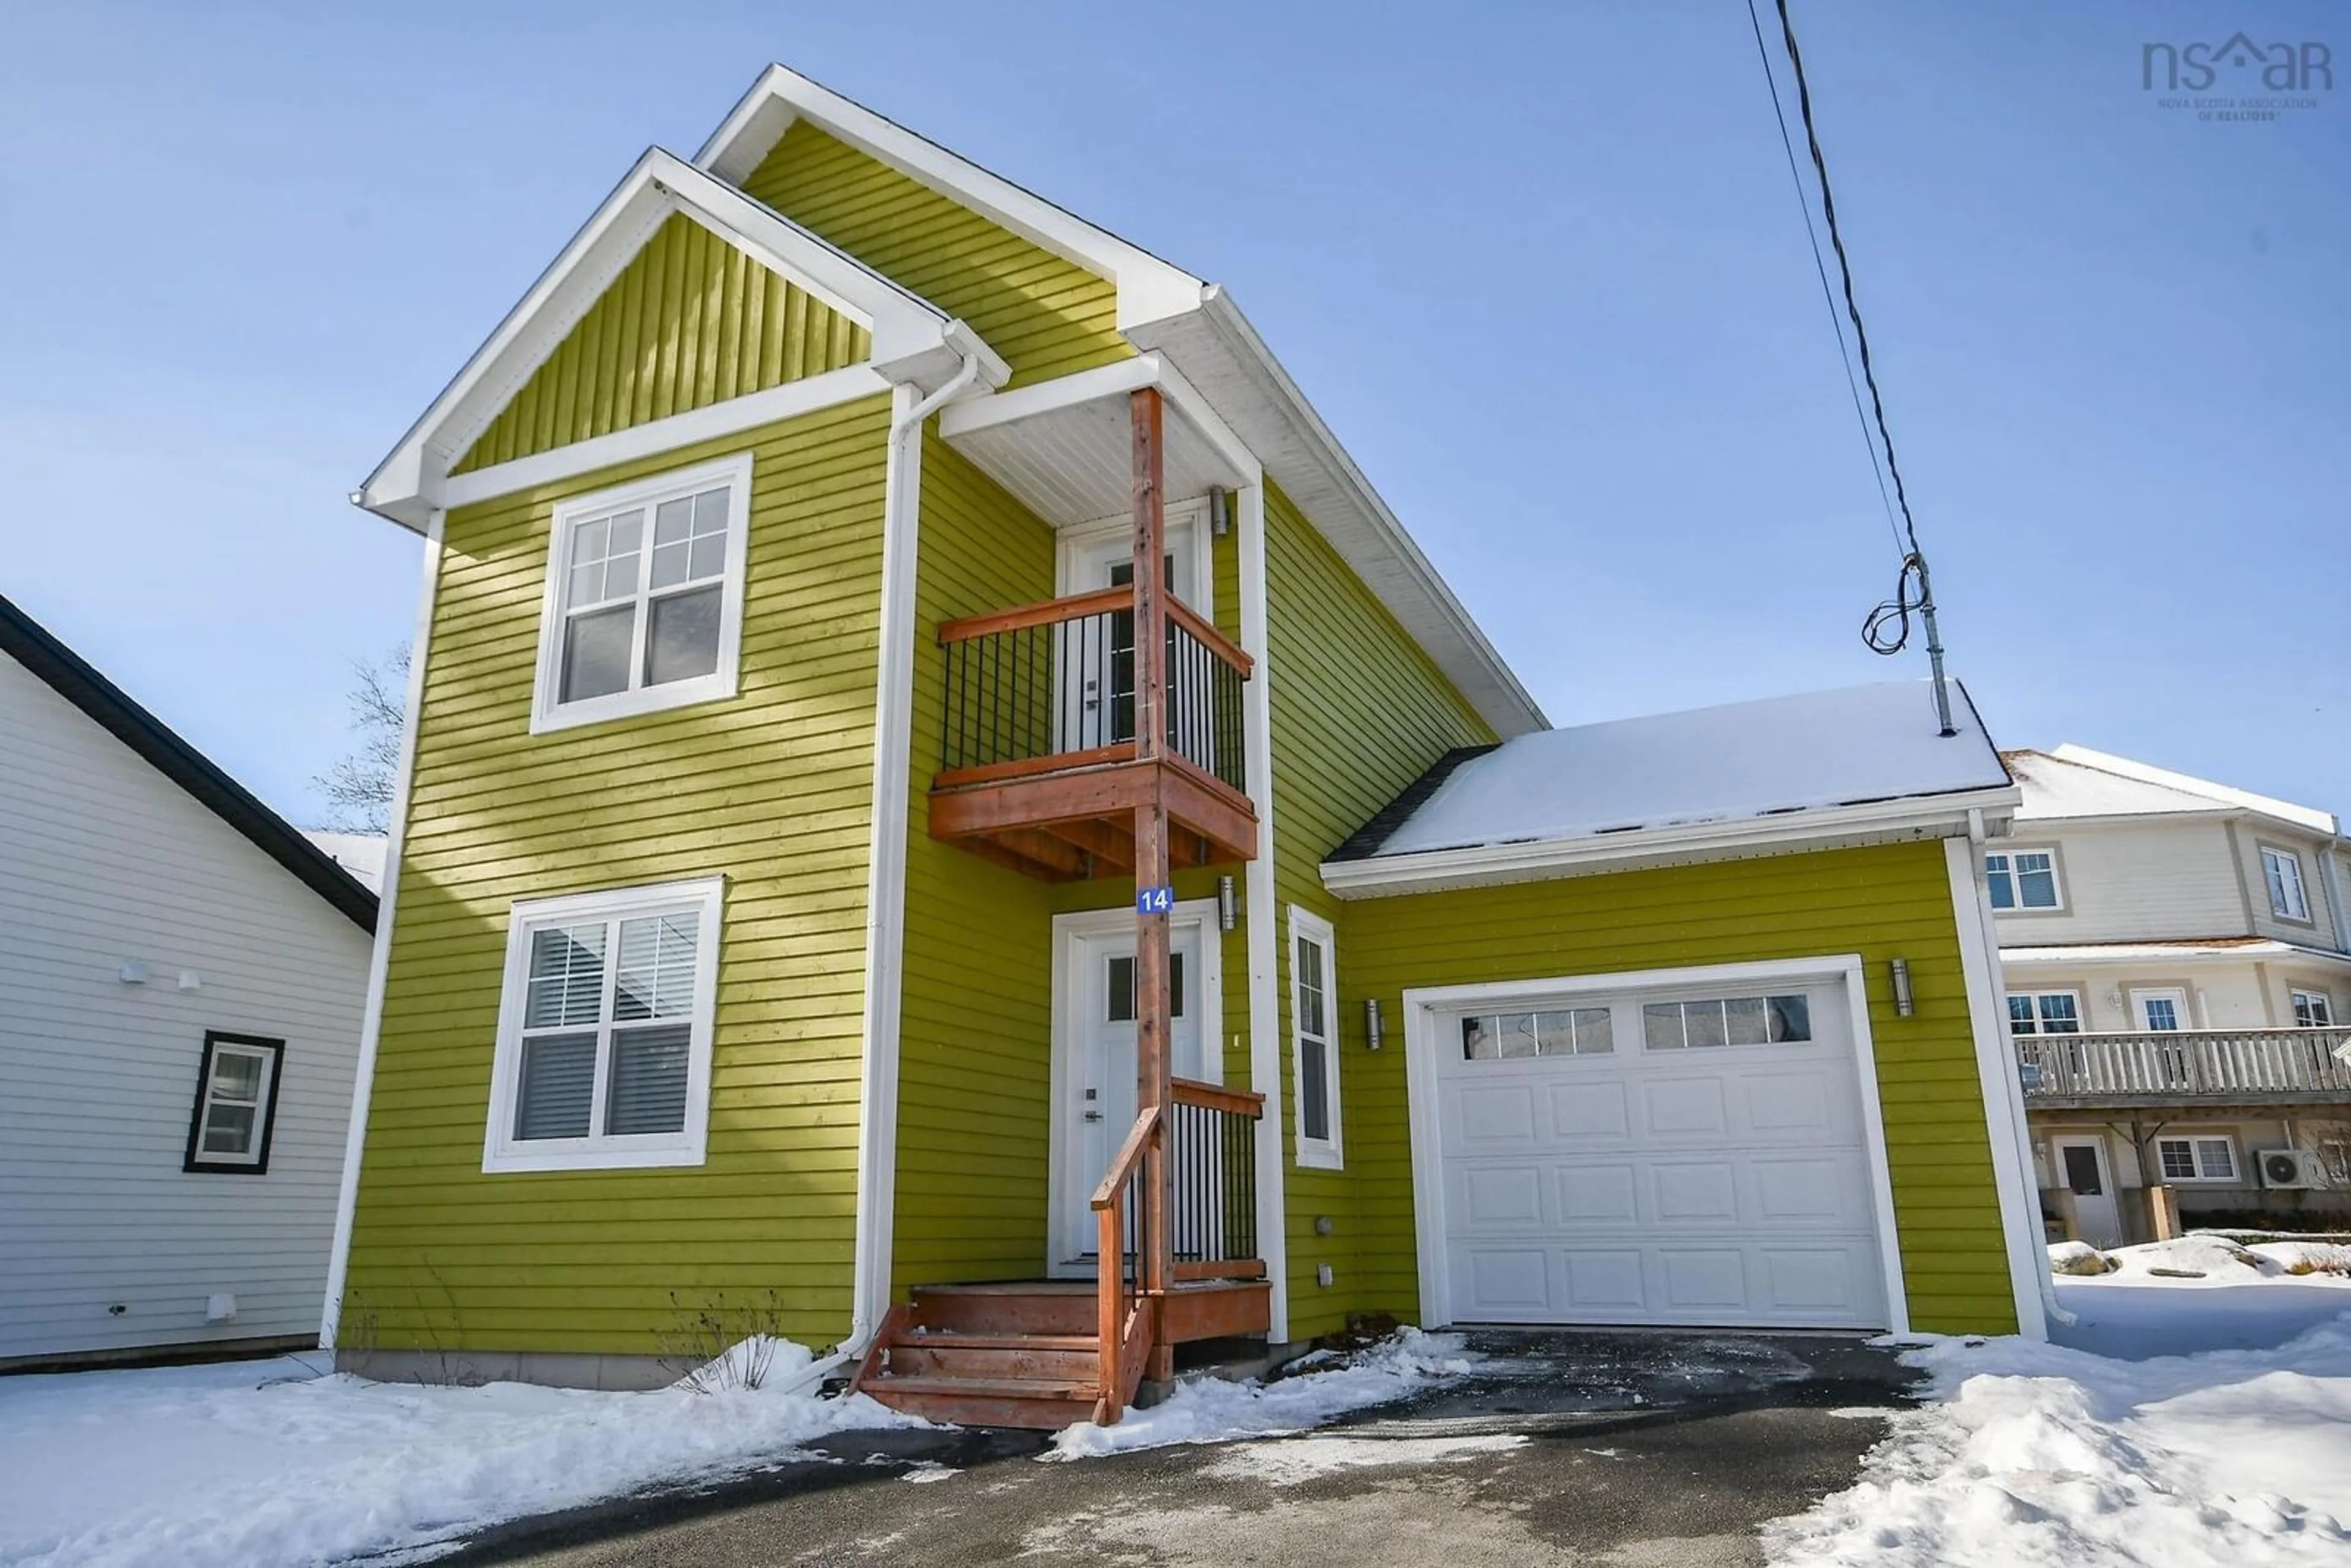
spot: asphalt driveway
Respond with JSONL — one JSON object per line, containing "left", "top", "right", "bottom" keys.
{"left": 443, "top": 1330, "right": 1917, "bottom": 1567}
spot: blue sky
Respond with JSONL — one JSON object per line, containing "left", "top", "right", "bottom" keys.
{"left": 4, "top": 1, "right": 2344, "bottom": 822}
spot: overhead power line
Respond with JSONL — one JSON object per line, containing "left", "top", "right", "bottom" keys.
{"left": 1743, "top": 0, "right": 1956, "bottom": 736}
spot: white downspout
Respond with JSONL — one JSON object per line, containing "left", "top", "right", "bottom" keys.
{"left": 816, "top": 343, "right": 989, "bottom": 1397}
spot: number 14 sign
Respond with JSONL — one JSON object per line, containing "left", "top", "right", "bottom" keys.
{"left": 1136, "top": 885, "right": 1175, "bottom": 915}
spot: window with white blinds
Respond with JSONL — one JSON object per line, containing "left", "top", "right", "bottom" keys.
{"left": 484, "top": 877, "right": 723, "bottom": 1172}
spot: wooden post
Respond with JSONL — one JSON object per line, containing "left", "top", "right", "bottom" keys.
{"left": 1130, "top": 388, "right": 1175, "bottom": 1381}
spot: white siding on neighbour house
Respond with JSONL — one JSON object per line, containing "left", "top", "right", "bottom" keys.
{"left": 1997, "top": 818, "right": 2248, "bottom": 945}
{"left": 0, "top": 657, "right": 372, "bottom": 1362}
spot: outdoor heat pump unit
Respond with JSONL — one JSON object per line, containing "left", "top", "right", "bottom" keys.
{"left": 2256, "top": 1149, "right": 2324, "bottom": 1191}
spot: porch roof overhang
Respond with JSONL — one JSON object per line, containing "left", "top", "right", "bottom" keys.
{"left": 937, "top": 354, "right": 1258, "bottom": 525}
{"left": 353, "top": 147, "right": 1008, "bottom": 532}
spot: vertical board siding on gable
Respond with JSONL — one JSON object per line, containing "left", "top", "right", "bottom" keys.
{"left": 343, "top": 396, "right": 891, "bottom": 1356}
{"left": 893, "top": 432, "right": 1065, "bottom": 1289}
{"left": 452, "top": 212, "right": 872, "bottom": 475}
{"left": 0, "top": 661, "right": 372, "bottom": 1361}
{"left": 1262, "top": 482, "right": 1496, "bottom": 1340}
{"left": 741, "top": 124, "right": 1129, "bottom": 389}
{"left": 1340, "top": 841, "right": 2021, "bottom": 1337}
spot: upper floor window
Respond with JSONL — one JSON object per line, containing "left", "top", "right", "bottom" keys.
{"left": 184, "top": 1032, "right": 285, "bottom": 1173}
{"left": 2261, "top": 846, "right": 2311, "bottom": 921}
{"left": 1985, "top": 849, "right": 2062, "bottom": 911}
{"left": 2008, "top": 992, "right": 2082, "bottom": 1037}
{"left": 483, "top": 877, "right": 723, "bottom": 1172}
{"left": 2293, "top": 989, "right": 2334, "bottom": 1029}
{"left": 532, "top": 455, "right": 752, "bottom": 733}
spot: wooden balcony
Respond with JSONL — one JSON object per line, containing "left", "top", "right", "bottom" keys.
{"left": 2018, "top": 1027, "right": 2351, "bottom": 1109}
{"left": 928, "top": 587, "right": 1258, "bottom": 881}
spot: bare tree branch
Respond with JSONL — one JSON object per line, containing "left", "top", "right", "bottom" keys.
{"left": 315, "top": 645, "right": 410, "bottom": 834}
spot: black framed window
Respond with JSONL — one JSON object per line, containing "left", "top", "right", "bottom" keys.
{"left": 184, "top": 1032, "right": 286, "bottom": 1173}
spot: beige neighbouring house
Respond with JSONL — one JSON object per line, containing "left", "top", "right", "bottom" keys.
{"left": 1999, "top": 746, "right": 2351, "bottom": 1245}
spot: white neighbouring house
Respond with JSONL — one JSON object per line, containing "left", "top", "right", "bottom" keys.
{"left": 0, "top": 595, "right": 378, "bottom": 1368}
{"left": 1998, "top": 745, "right": 2351, "bottom": 1245}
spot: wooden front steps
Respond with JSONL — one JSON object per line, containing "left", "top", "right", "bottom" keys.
{"left": 852, "top": 1278, "right": 1271, "bottom": 1431}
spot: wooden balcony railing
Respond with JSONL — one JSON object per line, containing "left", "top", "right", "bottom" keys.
{"left": 1089, "top": 1077, "right": 1264, "bottom": 1425}
{"left": 937, "top": 589, "right": 1249, "bottom": 795}
{"left": 929, "top": 587, "right": 1258, "bottom": 881}
{"left": 2017, "top": 1027, "right": 2351, "bottom": 1106}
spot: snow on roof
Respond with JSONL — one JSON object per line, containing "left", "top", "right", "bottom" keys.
{"left": 303, "top": 831, "right": 388, "bottom": 893}
{"left": 2003, "top": 938, "right": 2351, "bottom": 967}
{"left": 2041, "top": 747, "right": 2332, "bottom": 841}
{"left": 1365, "top": 680, "right": 2010, "bottom": 859}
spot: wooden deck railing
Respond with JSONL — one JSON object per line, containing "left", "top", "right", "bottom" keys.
{"left": 1088, "top": 1080, "right": 1265, "bottom": 1426}
{"left": 937, "top": 587, "right": 1250, "bottom": 794}
{"left": 2017, "top": 1027, "right": 2351, "bottom": 1104}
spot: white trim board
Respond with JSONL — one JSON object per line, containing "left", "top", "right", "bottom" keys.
{"left": 1236, "top": 479, "right": 1289, "bottom": 1342}
{"left": 321, "top": 510, "right": 444, "bottom": 1349}
{"left": 1944, "top": 835, "right": 2054, "bottom": 1341}
{"left": 356, "top": 147, "right": 1005, "bottom": 532}
{"left": 1399, "top": 954, "right": 1910, "bottom": 1336}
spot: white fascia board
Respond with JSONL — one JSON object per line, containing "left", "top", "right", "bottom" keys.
{"left": 936, "top": 351, "right": 1261, "bottom": 487}
{"left": 2001, "top": 942, "right": 2351, "bottom": 970}
{"left": 1320, "top": 787, "right": 2023, "bottom": 899}
{"left": 355, "top": 148, "right": 998, "bottom": 534}
{"left": 1173, "top": 288, "right": 1548, "bottom": 738}
{"left": 694, "top": 65, "right": 1206, "bottom": 330}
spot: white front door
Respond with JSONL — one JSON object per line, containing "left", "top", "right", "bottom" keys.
{"left": 1054, "top": 905, "right": 1218, "bottom": 1269}
{"left": 1058, "top": 522, "right": 1207, "bottom": 759}
{"left": 2053, "top": 1135, "right": 2123, "bottom": 1247}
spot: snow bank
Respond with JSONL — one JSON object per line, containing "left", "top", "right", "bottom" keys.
{"left": 1047, "top": 1329, "right": 1473, "bottom": 1460}
{"left": 0, "top": 1344, "right": 923, "bottom": 1568}
{"left": 1768, "top": 1318, "right": 2351, "bottom": 1566}
{"left": 2052, "top": 1239, "right": 2351, "bottom": 1360}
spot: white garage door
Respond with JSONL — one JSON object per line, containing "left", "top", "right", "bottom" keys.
{"left": 1431, "top": 975, "right": 1889, "bottom": 1329}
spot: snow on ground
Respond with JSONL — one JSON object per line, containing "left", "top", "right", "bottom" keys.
{"left": 1201, "top": 1432, "right": 1526, "bottom": 1486}
{"left": 0, "top": 1341, "right": 922, "bottom": 1568}
{"left": 1047, "top": 1328, "right": 1474, "bottom": 1459}
{"left": 1765, "top": 1244, "right": 2351, "bottom": 1566}
{"left": 2056, "top": 1237, "right": 2351, "bottom": 1360}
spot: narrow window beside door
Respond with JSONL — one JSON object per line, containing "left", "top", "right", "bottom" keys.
{"left": 1289, "top": 907, "right": 1341, "bottom": 1169}
{"left": 484, "top": 877, "right": 723, "bottom": 1172}
{"left": 184, "top": 1032, "right": 286, "bottom": 1173}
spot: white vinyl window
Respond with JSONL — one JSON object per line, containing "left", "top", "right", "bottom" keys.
{"left": 483, "top": 878, "right": 724, "bottom": 1172}
{"left": 2155, "top": 1136, "right": 2238, "bottom": 1184}
{"left": 2008, "top": 992, "right": 2083, "bottom": 1037}
{"left": 531, "top": 454, "right": 752, "bottom": 733}
{"left": 184, "top": 1033, "right": 285, "bottom": 1172}
{"left": 2292, "top": 989, "right": 2334, "bottom": 1029}
{"left": 1985, "top": 849, "right": 2063, "bottom": 910}
{"left": 1289, "top": 907, "right": 1341, "bottom": 1170}
{"left": 2262, "top": 846, "right": 2311, "bottom": 922}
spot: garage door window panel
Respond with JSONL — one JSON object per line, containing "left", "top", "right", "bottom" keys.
{"left": 1643, "top": 994, "right": 1811, "bottom": 1050}
{"left": 1461, "top": 1007, "right": 1613, "bottom": 1060}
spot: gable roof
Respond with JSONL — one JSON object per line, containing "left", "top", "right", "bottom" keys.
{"left": 0, "top": 595, "right": 379, "bottom": 931}
{"left": 691, "top": 67, "right": 1543, "bottom": 737}
{"left": 2008, "top": 745, "right": 2339, "bottom": 836}
{"left": 1325, "top": 680, "right": 2017, "bottom": 895}
{"left": 356, "top": 146, "right": 1009, "bottom": 530}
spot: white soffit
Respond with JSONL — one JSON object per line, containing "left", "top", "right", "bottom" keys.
{"left": 355, "top": 148, "right": 1004, "bottom": 532}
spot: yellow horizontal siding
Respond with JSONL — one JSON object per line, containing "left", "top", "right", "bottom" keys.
{"left": 343, "top": 394, "right": 893, "bottom": 1357}
{"left": 452, "top": 212, "right": 871, "bottom": 475}
{"left": 1262, "top": 481, "right": 1497, "bottom": 1339}
{"left": 741, "top": 123, "right": 1129, "bottom": 389}
{"left": 1338, "top": 839, "right": 2020, "bottom": 1337}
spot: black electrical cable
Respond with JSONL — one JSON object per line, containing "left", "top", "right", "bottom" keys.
{"left": 1741, "top": 0, "right": 1902, "bottom": 561}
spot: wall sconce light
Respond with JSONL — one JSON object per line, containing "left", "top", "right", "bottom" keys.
{"left": 1365, "top": 997, "right": 1384, "bottom": 1051}
{"left": 1890, "top": 958, "right": 1914, "bottom": 1018}
{"left": 1209, "top": 487, "right": 1231, "bottom": 536}
{"left": 1217, "top": 874, "right": 1237, "bottom": 931}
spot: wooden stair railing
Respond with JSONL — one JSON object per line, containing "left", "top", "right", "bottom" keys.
{"left": 1090, "top": 1103, "right": 1163, "bottom": 1426}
